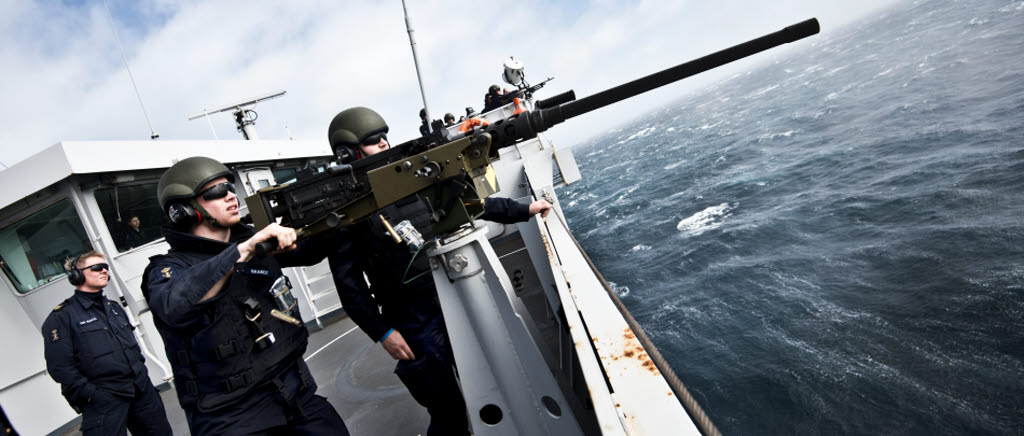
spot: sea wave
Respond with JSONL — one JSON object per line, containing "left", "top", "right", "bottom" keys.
{"left": 676, "top": 203, "right": 735, "bottom": 237}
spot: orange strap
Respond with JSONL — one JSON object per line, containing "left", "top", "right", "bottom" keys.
{"left": 512, "top": 97, "right": 525, "bottom": 115}
{"left": 458, "top": 117, "right": 491, "bottom": 133}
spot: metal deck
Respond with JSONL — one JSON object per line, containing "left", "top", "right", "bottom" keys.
{"left": 59, "top": 316, "right": 429, "bottom": 436}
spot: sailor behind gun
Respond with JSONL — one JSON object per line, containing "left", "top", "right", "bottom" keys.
{"left": 325, "top": 107, "right": 551, "bottom": 436}
{"left": 141, "top": 157, "right": 349, "bottom": 435}
{"left": 42, "top": 251, "right": 172, "bottom": 436}
{"left": 482, "top": 84, "right": 517, "bottom": 112}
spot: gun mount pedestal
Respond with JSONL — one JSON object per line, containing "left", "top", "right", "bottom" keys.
{"left": 428, "top": 223, "right": 584, "bottom": 436}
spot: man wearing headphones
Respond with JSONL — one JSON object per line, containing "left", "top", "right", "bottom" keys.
{"left": 42, "top": 251, "right": 172, "bottom": 436}
{"left": 141, "top": 157, "right": 349, "bottom": 435}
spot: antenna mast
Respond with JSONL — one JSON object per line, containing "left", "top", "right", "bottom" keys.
{"left": 188, "top": 90, "right": 286, "bottom": 140}
{"left": 402, "top": 0, "right": 432, "bottom": 133}
{"left": 103, "top": 0, "right": 158, "bottom": 140}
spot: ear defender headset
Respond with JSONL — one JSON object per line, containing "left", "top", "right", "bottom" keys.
{"left": 66, "top": 253, "right": 85, "bottom": 286}
{"left": 334, "top": 145, "right": 358, "bottom": 164}
{"left": 166, "top": 199, "right": 205, "bottom": 229}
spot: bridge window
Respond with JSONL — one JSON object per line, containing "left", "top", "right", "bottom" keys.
{"left": 272, "top": 167, "right": 298, "bottom": 184}
{"left": 0, "top": 199, "right": 91, "bottom": 294}
{"left": 94, "top": 183, "right": 165, "bottom": 252}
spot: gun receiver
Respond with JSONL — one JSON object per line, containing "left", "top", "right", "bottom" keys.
{"left": 245, "top": 18, "right": 820, "bottom": 253}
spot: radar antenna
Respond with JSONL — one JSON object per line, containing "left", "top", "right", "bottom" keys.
{"left": 188, "top": 90, "right": 286, "bottom": 140}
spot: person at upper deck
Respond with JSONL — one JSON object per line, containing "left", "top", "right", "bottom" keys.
{"left": 325, "top": 106, "right": 551, "bottom": 436}
{"left": 418, "top": 108, "right": 430, "bottom": 136}
{"left": 443, "top": 113, "right": 456, "bottom": 127}
{"left": 482, "top": 84, "right": 517, "bottom": 112}
{"left": 122, "top": 215, "right": 145, "bottom": 249}
{"left": 141, "top": 156, "right": 349, "bottom": 435}
{"left": 42, "top": 251, "right": 172, "bottom": 436}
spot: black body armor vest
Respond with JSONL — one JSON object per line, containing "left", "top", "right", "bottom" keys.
{"left": 143, "top": 228, "right": 308, "bottom": 412}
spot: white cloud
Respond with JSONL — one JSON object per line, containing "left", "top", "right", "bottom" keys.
{"left": 0, "top": 0, "right": 903, "bottom": 167}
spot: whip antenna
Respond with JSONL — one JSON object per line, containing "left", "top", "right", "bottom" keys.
{"left": 402, "top": 0, "right": 433, "bottom": 133}
{"left": 103, "top": 0, "right": 159, "bottom": 140}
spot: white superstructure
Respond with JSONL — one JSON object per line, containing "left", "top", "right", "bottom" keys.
{"left": 0, "top": 139, "right": 344, "bottom": 435}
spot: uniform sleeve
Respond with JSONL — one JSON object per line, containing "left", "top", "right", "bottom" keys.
{"left": 274, "top": 230, "right": 338, "bottom": 268}
{"left": 328, "top": 226, "right": 392, "bottom": 342}
{"left": 41, "top": 313, "right": 95, "bottom": 408}
{"left": 143, "top": 245, "right": 240, "bottom": 328}
{"left": 480, "top": 197, "right": 532, "bottom": 224}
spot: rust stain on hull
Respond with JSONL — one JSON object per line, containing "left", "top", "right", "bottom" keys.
{"left": 601, "top": 327, "right": 661, "bottom": 376}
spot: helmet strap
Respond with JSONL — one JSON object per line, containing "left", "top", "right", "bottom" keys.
{"left": 190, "top": 199, "right": 227, "bottom": 229}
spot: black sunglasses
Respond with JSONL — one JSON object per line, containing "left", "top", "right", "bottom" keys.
{"left": 360, "top": 131, "right": 387, "bottom": 147}
{"left": 199, "top": 182, "right": 236, "bottom": 201}
{"left": 81, "top": 263, "right": 109, "bottom": 272}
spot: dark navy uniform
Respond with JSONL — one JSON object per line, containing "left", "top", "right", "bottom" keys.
{"left": 329, "top": 196, "right": 530, "bottom": 436}
{"left": 142, "top": 224, "right": 349, "bottom": 436}
{"left": 42, "top": 290, "right": 172, "bottom": 436}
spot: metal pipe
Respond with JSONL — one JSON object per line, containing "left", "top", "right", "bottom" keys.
{"left": 402, "top": 0, "right": 432, "bottom": 133}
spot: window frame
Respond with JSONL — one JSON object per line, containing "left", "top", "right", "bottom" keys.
{"left": 0, "top": 194, "right": 93, "bottom": 295}
{"left": 92, "top": 180, "right": 167, "bottom": 254}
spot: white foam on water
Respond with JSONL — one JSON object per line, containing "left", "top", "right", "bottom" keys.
{"left": 824, "top": 66, "right": 847, "bottom": 76}
{"left": 624, "top": 126, "right": 657, "bottom": 142}
{"left": 999, "top": 2, "right": 1023, "bottom": 12}
{"left": 752, "top": 84, "right": 780, "bottom": 97}
{"left": 630, "top": 244, "right": 652, "bottom": 252}
{"left": 608, "top": 281, "right": 630, "bottom": 298}
{"left": 663, "top": 159, "right": 686, "bottom": 170}
{"left": 676, "top": 202, "right": 735, "bottom": 237}
{"left": 699, "top": 121, "right": 723, "bottom": 130}
{"left": 756, "top": 130, "right": 795, "bottom": 142}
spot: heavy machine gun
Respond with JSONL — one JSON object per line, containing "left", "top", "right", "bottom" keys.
{"left": 245, "top": 18, "right": 820, "bottom": 253}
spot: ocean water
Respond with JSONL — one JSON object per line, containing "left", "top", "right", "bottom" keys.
{"left": 561, "top": 0, "right": 1024, "bottom": 434}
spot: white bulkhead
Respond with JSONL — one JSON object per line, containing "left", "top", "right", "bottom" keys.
{"left": 0, "top": 140, "right": 340, "bottom": 435}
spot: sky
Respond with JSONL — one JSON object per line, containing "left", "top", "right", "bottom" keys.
{"left": 0, "top": 0, "right": 902, "bottom": 169}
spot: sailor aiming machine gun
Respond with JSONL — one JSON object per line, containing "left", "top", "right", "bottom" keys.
{"left": 245, "top": 18, "right": 820, "bottom": 253}
{"left": 244, "top": 18, "right": 820, "bottom": 436}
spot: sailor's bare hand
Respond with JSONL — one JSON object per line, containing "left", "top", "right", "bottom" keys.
{"left": 381, "top": 330, "right": 415, "bottom": 361}
{"left": 529, "top": 200, "right": 553, "bottom": 218}
{"left": 238, "top": 223, "right": 297, "bottom": 262}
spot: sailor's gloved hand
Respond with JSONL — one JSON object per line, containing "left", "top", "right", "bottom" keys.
{"left": 238, "top": 223, "right": 297, "bottom": 262}
{"left": 529, "top": 200, "right": 553, "bottom": 218}
{"left": 382, "top": 330, "right": 416, "bottom": 361}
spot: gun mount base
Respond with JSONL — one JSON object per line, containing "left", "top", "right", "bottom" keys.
{"left": 428, "top": 223, "right": 585, "bottom": 436}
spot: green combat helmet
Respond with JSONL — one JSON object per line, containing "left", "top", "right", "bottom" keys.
{"left": 158, "top": 156, "right": 234, "bottom": 211}
{"left": 327, "top": 107, "right": 389, "bottom": 162}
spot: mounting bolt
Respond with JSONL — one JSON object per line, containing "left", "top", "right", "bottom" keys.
{"left": 450, "top": 254, "right": 469, "bottom": 272}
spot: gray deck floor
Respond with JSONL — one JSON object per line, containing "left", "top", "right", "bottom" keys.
{"left": 62, "top": 316, "right": 430, "bottom": 435}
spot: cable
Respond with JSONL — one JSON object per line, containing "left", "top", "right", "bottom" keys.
{"left": 103, "top": 0, "right": 158, "bottom": 140}
{"left": 549, "top": 209, "right": 722, "bottom": 436}
{"left": 401, "top": 242, "right": 430, "bottom": 284}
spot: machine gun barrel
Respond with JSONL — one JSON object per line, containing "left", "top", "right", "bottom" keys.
{"left": 245, "top": 18, "right": 820, "bottom": 254}
{"left": 532, "top": 18, "right": 820, "bottom": 133}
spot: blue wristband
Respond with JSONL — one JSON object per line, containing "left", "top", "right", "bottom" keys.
{"left": 380, "top": 328, "right": 394, "bottom": 343}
